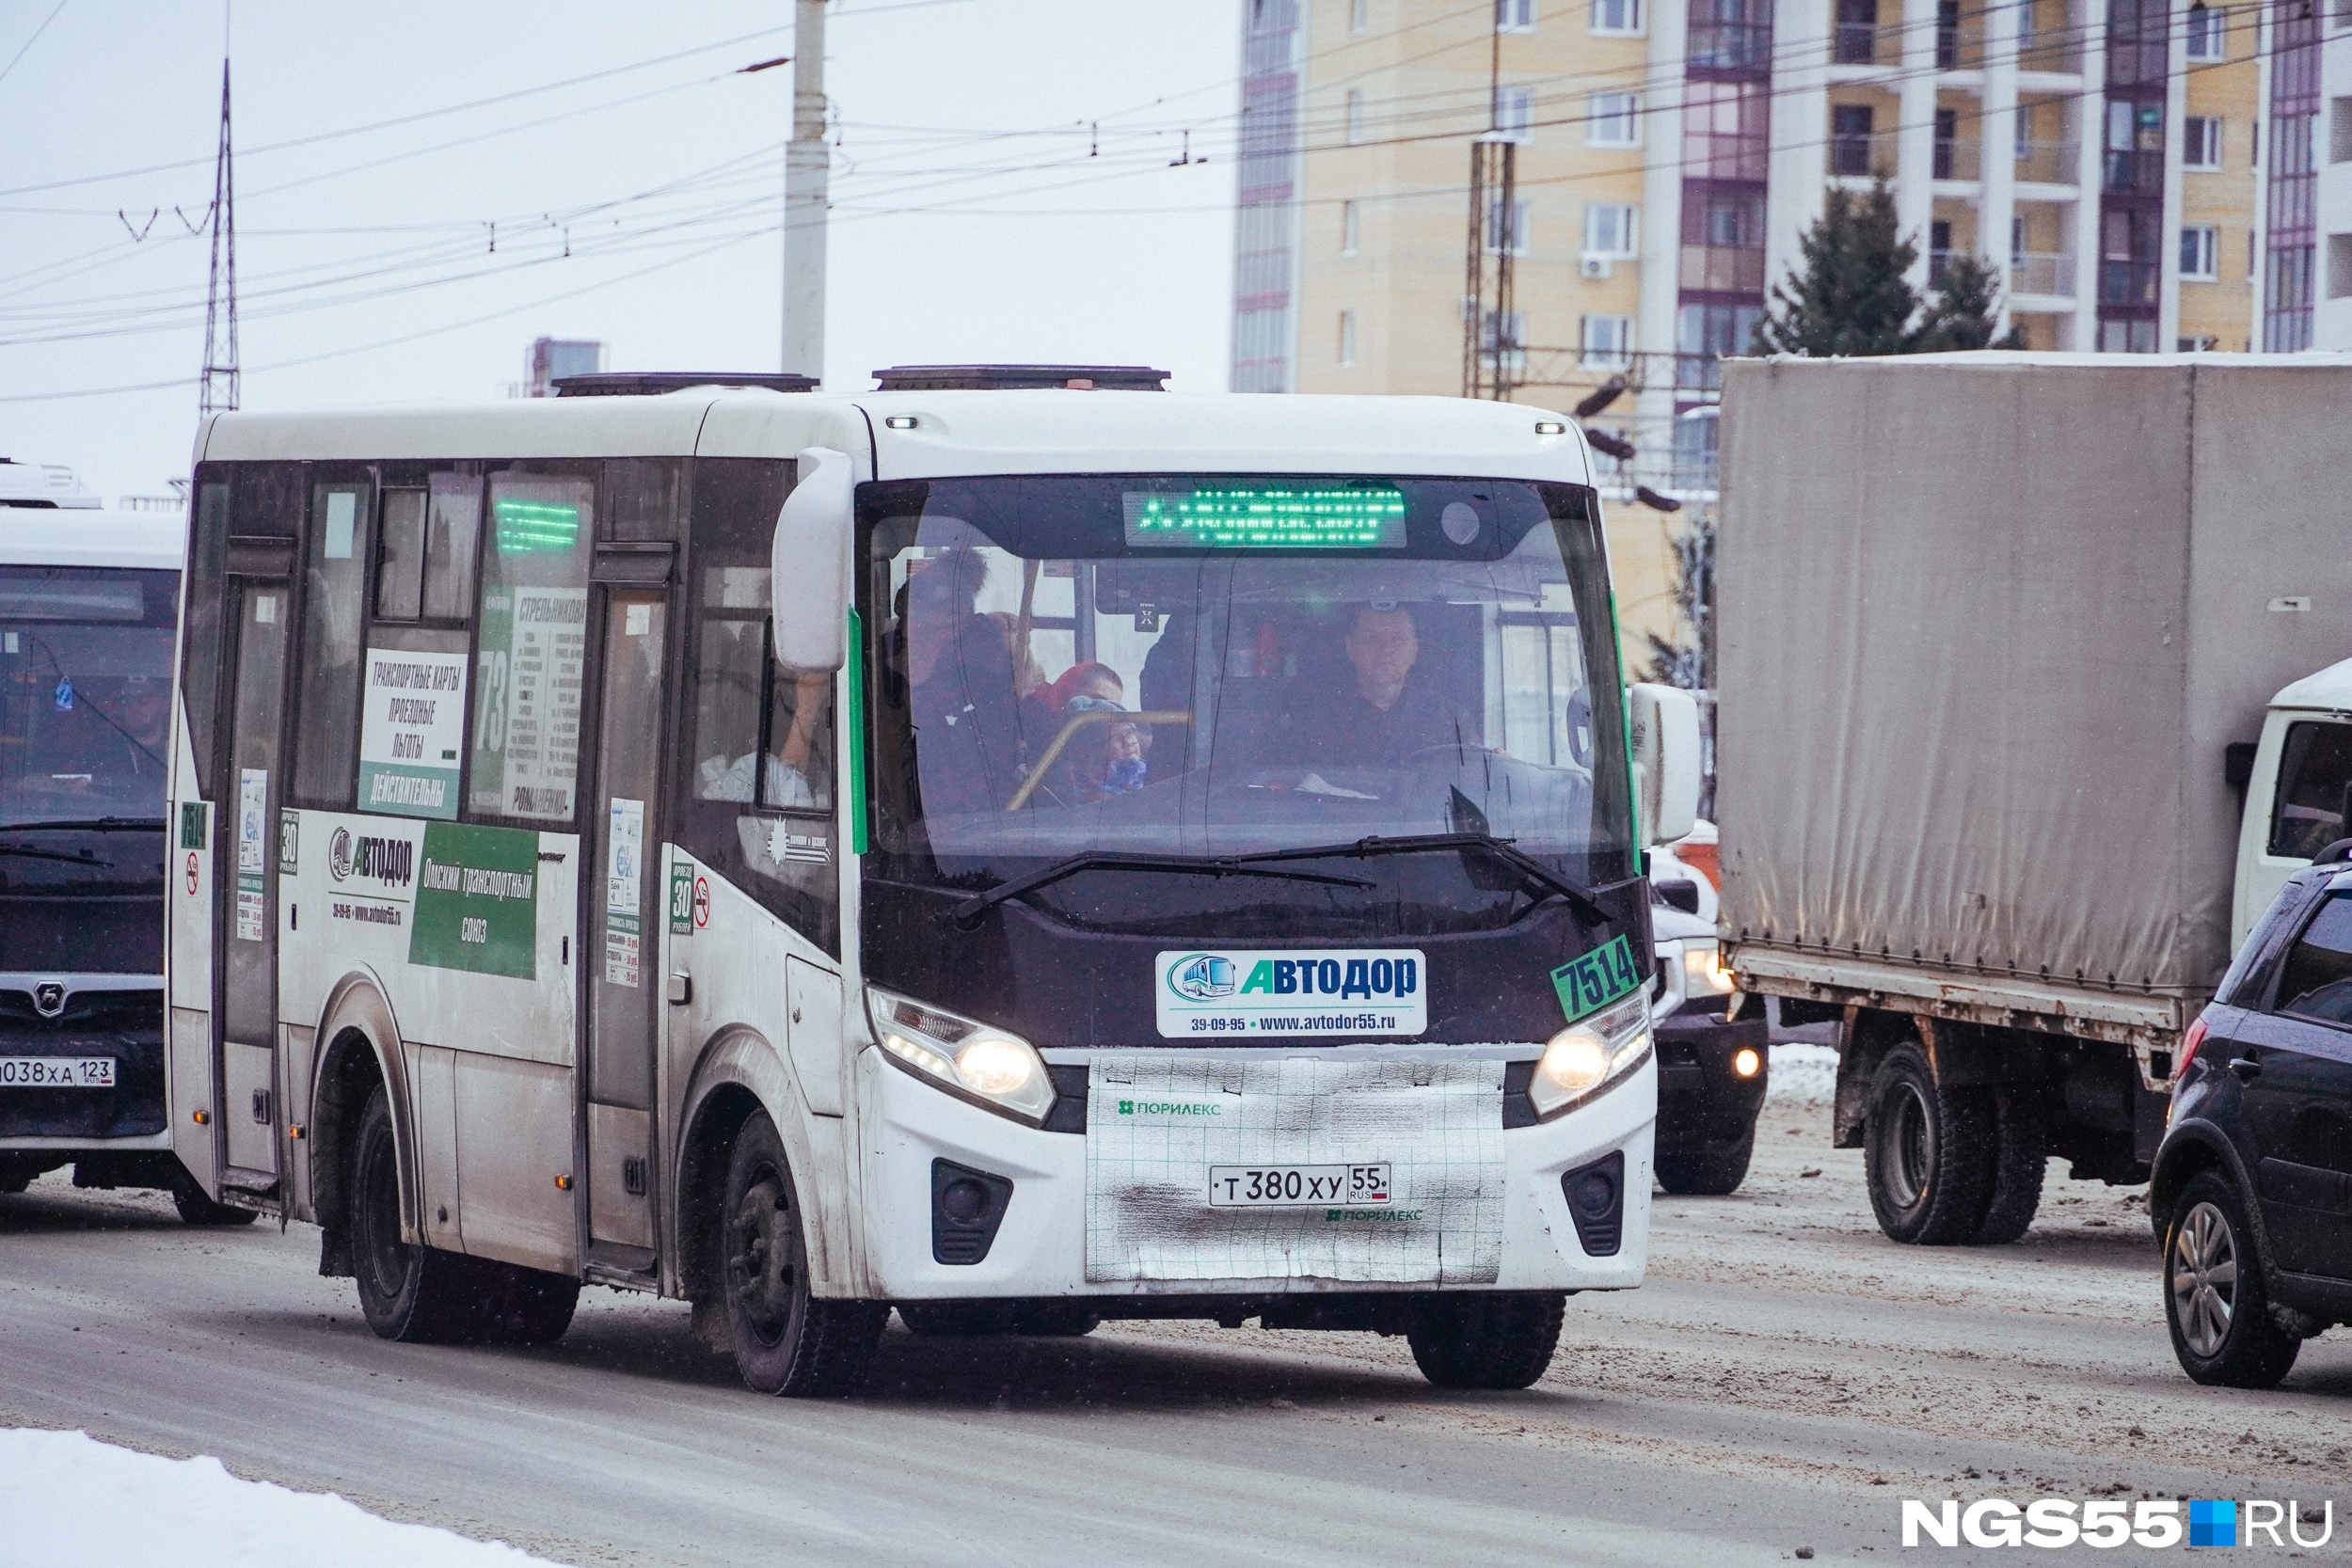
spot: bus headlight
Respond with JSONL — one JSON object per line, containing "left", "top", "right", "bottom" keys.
{"left": 1530, "top": 991, "right": 1651, "bottom": 1120}
{"left": 1680, "top": 941, "right": 1735, "bottom": 997}
{"left": 865, "top": 987, "right": 1057, "bottom": 1126}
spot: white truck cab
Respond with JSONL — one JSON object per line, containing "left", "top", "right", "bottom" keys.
{"left": 2232, "top": 657, "right": 2352, "bottom": 946}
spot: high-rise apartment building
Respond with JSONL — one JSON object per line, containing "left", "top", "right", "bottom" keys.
{"left": 1230, "top": 0, "right": 2290, "bottom": 652}
{"left": 2297, "top": 1, "right": 2351, "bottom": 347}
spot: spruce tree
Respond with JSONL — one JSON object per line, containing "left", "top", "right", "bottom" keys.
{"left": 1915, "top": 252, "right": 2027, "bottom": 351}
{"left": 1751, "top": 179, "right": 1920, "bottom": 356}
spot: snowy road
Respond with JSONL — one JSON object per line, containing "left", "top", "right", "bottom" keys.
{"left": 5, "top": 1100, "right": 2347, "bottom": 1567}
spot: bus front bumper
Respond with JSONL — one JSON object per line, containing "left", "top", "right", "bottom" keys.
{"left": 855, "top": 1047, "right": 1654, "bottom": 1302}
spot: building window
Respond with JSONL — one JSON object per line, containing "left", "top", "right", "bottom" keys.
{"left": 1341, "top": 199, "right": 1359, "bottom": 254}
{"left": 1496, "top": 85, "right": 1534, "bottom": 141}
{"left": 1352, "top": 0, "right": 1370, "bottom": 33}
{"left": 1338, "top": 310, "right": 1358, "bottom": 368}
{"left": 2185, "top": 3, "right": 2224, "bottom": 57}
{"left": 1587, "top": 91, "right": 1642, "bottom": 148}
{"left": 1831, "top": 103, "right": 1876, "bottom": 176}
{"left": 1344, "top": 88, "right": 1366, "bottom": 145}
{"left": 2330, "top": 234, "right": 2352, "bottom": 299}
{"left": 1581, "top": 315, "right": 1634, "bottom": 369}
{"left": 1591, "top": 0, "right": 1642, "bottom": 35}
{"left": 2177, "top": 334, "right": 2217, "bottom": 351}
{"left": 2184, "top": 116, "right": 2223, "bottom": 169}
{"left": 1582, "top": 202, "right": 1638, "bottom": 258}
{"left": 1486, "top": 196, "right": 1532, "bottom": 253}
{"left": 1498, "top": 0, "right": 1538, "bottom": 31}
{"left": 2179, "top": 225, "right": 2219, "bottom": 278}
{"left": 2332, "top": 97, "right": 2352, "bottom": 163}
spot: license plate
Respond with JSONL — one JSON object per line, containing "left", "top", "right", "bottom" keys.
{"left": 1208, "top": 1163, "right": 1391, "bottom": 1208}
{"left": 0, "top": 1056, "right": 116, "bottom": 1088}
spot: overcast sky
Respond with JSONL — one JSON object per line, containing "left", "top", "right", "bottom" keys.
{"left": 0, "top": 0, "right": 1245, "bottom": 500}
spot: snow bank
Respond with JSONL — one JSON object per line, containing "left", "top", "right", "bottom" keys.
{"left": 0, "top": 1428, "right": 554, "bottom": 1568}
{"left": 1767, "top": 1042, "right": 1838, "bottom": 1107}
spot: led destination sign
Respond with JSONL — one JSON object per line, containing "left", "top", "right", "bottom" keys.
{"left": 1122, "top": 486, "right": 1408, "bottom": 549}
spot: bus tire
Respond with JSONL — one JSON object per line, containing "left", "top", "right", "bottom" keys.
{"left": 1406, "top": 1292, "right": 1565, "bottom": 1389}
{"left": 1862, "top": 1042, "right": 1994, "bottom": 1245}
{"left": 350, "top": 1084, "right": 484, "bottom": 1344}
{"left": 1655, "top": 1127, "right": 1755, "bottom": 1196}
{"left": 722, "top": 1111, "right": 885, "bottom": 1397}
{"left": 1969, "top": 1086, "right": 2048, "bottom": 1245}
{"left": 169, "top": 1169, "right": 262, "bottom": 1227}
{"left": 479, "top": 1263, "right": 580, "bottom": 1346}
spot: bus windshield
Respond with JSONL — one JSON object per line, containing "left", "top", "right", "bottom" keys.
{"left": 0, "top": 564, "right": 179, "bottom": 829}
{"left": 861, "top": 475, "right": 1633, "bottom": 923}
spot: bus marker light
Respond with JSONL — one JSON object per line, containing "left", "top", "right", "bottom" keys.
{"left": 192, "top": 1108, "right": 210, "bottom": 1126}
{"left": 883, "top": 416, "right": 918, "bottom": 429}
{"left": 1534, "top": 420, "right": 1567, "bottom": 436}
{"left": 555, "top": 1174, "right": 573, "bottom": 1191}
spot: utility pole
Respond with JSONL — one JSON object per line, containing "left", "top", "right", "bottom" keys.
{"left": 783, "top": 0, "right": 829, "bottom": 383}
{"left": 1460, "top": 12, "right": 1515, "bottom": 400}
{"left": 199, "top": 56, "right": 240, "bottom": 416}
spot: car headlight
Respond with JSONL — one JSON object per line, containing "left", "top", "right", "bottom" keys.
{"left": 1529, "top": 990, "right": 1651, "bottom": 1119}
{"left": 1680, "top": 940, "right": 1735, "bottom": 997}
{"left": 865, "top": 986, "right": 1057, "bottom": 1126}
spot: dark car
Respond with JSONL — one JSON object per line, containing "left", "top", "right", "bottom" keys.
{"left": 1650, "top": 887, "right": 1769, "bottom": 1194}
{"left": 2152, "top": 842, "right": 2352, "bottom": 1387}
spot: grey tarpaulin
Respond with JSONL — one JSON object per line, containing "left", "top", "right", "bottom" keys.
{"left": 1715, "top": 352, "right": 2352, "bottom": 999}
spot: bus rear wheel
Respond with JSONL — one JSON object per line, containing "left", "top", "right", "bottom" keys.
{"left": 1406, "top": 1292, "right": 1565, "bottom": 1389}
{"left": 721, "top": 1111, "right": 885, "bottom": 1397}
{"left": 349, "top": 1084, "right": 485, "bottom": 1343}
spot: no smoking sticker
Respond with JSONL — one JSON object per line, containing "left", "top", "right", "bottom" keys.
{"left": 692, "top": 875, "right": 711, "bottom": 930}
{"left": 184, "top": 852, "right": 199, "bottom": 895}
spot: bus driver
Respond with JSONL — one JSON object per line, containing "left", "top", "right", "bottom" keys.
{"left": 1302, "top": 602, "right": 1476, "bottom": 769}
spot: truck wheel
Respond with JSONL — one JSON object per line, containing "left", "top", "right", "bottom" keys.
{"left": 1970, "top": 1087, "right": 2048, "bottom": 1244}
{"left": 1655, "top": 1128, "right": 1755, "bottom": 1196}
{"left": 2166, "top": 1172, "right": 2300, "bottom": 1389}
{"left": 1406, "top": 1293, "right": 1565, "bottom": 1389}
{"left": 349, "top": 1084, "right": 485, "bottom": 1343}
{"left": 721, "top": 1111, "right": 885, "bottom": 1396}
{"left": 1863, "top": 1042, "right": 1994, "bottom": 1245}
{"left": 168, "top": 1169, "right": 262, "bottom": 1227}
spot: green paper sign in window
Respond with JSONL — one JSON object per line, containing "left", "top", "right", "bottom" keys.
{"left": 408, "top": 821, "right": 540, "bottom": 979}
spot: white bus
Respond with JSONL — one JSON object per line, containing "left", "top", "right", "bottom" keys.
{"left": 0, "top": 471, "right": 248, "bottom": 1222}
{"left": 167, "top": 370, "right": 1698, "bottom": 1391}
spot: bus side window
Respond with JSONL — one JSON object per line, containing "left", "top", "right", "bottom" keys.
{"left": 183, "top": 476, "right": 232, "bottom": 797}
{"left": 681, "top": 458, "right": 835, "bottom": 956}
{"left": 374, "top": 489, "right": 427, "bottom": 621}
{"left": 422, "top": 472, "right": 482, "bottom": 621}
{"left": 467, "top": 471, "right": 596, "bottom": 824}
{"left": 292, "top": 477, "right": 373, "bottom": 806}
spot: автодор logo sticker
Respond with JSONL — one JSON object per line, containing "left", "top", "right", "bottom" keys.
{"left": 1153, "top": 948, "right": 1427, "bottom": 1039}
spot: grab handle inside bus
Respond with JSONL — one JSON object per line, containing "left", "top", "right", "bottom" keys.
{"left": 772, "top": 445, "right": 854, "bottom": 672}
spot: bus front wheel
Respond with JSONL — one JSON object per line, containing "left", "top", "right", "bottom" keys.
{"left": 1406, "top": 1292, "right": 1566, "bottom": 1389}
{"left": 721, "top": 1111, "right": 886, "bottom": 1397}
{"left": 350, "top": 1084, "right": 485, "bottom": 1343}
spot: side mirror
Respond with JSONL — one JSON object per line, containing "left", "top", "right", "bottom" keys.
{"left": 1629, "top": 683, "right": 1700, "bottom": 848}
{"left": 771, "top": 446, "right": 854, "bottom": 672}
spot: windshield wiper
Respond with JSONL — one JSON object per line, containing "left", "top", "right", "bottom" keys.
{"left": 3, "top": 816, "right": 166, "bottom": 832}
{"left": 948, "top": 850, "right": 1375, "bottom": 927}
{"left": 1221, "top": 833, "right": 1631, "bottom": 927}
{"left": 0, "top": 844, "right": 114, "bottom": 867}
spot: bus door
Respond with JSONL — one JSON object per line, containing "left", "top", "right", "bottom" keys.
{"left": 584, "top": 580, "right": 669, "bottom": 1268}
{"left": 217, "top": 576, "right": 292, "bottom": 1191}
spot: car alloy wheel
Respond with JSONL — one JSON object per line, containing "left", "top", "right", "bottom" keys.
{"left": 2169, "top": 1198, "right": 2237, "bottom": 1358}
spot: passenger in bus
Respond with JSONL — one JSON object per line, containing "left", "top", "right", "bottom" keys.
{"left": 28, "top": 673, "right": 170, "bottom": 801}
{"left": 1023, "top": 661, "right": 1148, "bottom": 806}
{"left": 1300, "top": 603, "right": 1475, "bottom": 768}
{"left": 901, "top": 547, "right": 1026, "bottom": 816}
{"left": 694, "top": 672, "right": 829, "bottom": 807}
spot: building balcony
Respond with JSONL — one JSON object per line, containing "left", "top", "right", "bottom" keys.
{"left": 1679, "top": 245, "right": 1768, "bottom": 292}
{"left": 2012, "top": 139, "right": 2080, "bottom": 186}
{"left": 1828, "top": 130, "right": 1898, "bottom": 178}
{"left": 1833, "top": 21, "right": 1897, "bottom": 67}
{"left": 2103, "top": 149, "right": 2165, "bottom": 196}
{"left": 1688, "top": 20, "right": 1772, "bottom": 71}
{"left": 2100, "top": 259, "right": 2159, "bottom": 307}
{"left": 2009, "top": 251, "right": 2077, "bottom": 296}
{"left": 2014, "top": 31, "right": 2084, "bottom": 74}
{"left": 1932, "top": 136, "right": 1979, "bottom": 182}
